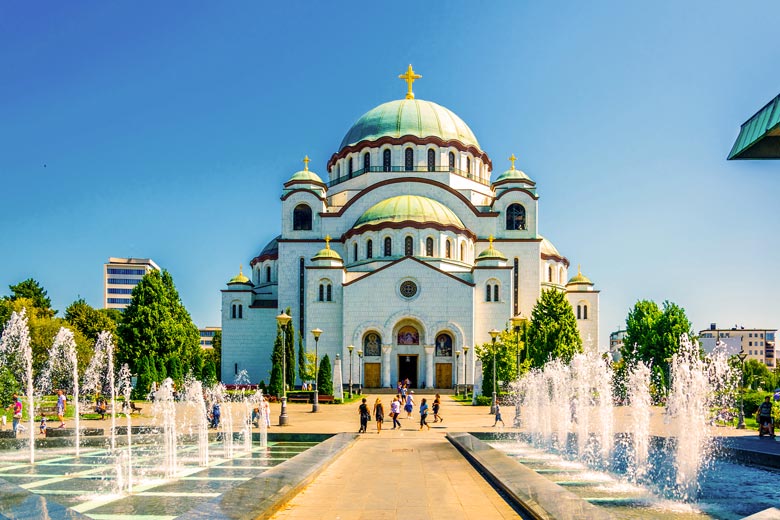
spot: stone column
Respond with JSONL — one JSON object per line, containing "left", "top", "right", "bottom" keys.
{"left": 424, "top": 345, "right": 435, "bottom": 389}
{"left": 381, "top": 344, "right": 392, "bottom": 388}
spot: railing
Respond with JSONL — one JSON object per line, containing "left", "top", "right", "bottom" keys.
{"left": 326, "top": 166, "right": 490, "bottom": 188}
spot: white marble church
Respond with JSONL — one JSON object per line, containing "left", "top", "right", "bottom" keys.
{"left": 221, "top": 66, "right": 599, "bottom": 388}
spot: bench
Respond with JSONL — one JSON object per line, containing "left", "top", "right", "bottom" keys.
{"left": 317, "top": 395, "right": 335, "bottom": 404}
{"left": 39, "top": 405, "right": 58, "bottom": 417}
{"left": 287, "top": 396, "right": 310, "bottom": 403}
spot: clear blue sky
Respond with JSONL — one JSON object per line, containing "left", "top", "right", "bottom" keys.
{"left": 1, "top": 1, "right": 778, "bottom": 348}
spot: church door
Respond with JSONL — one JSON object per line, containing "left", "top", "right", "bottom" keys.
{"left": 398, "top": 355, "right": 418, "bottom": 388}
{"left": 364, "top": 363, "right": 381, "bottom": 388}
{"left": 435, "top": 363, "right": 452, "bottom": 389}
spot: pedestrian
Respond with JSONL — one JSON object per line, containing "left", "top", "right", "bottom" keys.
{"left": 493, "top": 402, "right": 505, "bottom": 427}
{"left": 263, "top": 397, "right": 271, "bottom": 428}
{"left": 9, "top": 394, "right": 22, "bottom": 436}
{"left": 404, "top": 391, "right": 415, "bottom": 418}
{"left": 390, "top": 396, "right": 401, "bottom": 429}
{"left": 419, "top": 398, "right": 430, "bottom": 431}
{"left": 56, "top": 389, "right": 67, "bottom": 428}
{"left": 211, "top": 402, "right": 221, "bottom": 428}
{"left": 433, "top": 393, "right": 443, "bottom": 423}
{"left": 373, "top": 398, "right": 384, "bottom": 434}
{"left": 358, "top": 398, "right": 370, "bottom": 433}
{"left": 40, "top": 415, "right": 47, "bottom": 436}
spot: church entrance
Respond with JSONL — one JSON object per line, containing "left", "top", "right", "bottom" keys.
{"left": 435, "top": 363, "right": 452, "bottom": 389}
{"left": 398, "top": 355, "right": 418, "bottom": 388}
{"left": 364, "top": 363, "right": 381, "bottom": 388}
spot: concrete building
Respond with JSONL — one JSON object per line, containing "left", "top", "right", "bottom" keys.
{"left": 199, "top": 327, "right": 220, "bottom": 349}
{"left": 699, "top": 324, "right": 776, "bottom": 368}
{"left": 104, "top": 257, "right": 160, "bottom": 310}
{"left": 221, "top": 67, "right": 600, "bottom": 386}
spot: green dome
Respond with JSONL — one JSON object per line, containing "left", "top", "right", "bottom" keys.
{"left": 494, "top": 167, "right": 532, "bottom": 184}
{"left": 339, "top": 99, "right": 480, "bottom": 150}
{"left": 476, "top": 245, "right": 507, "bottom": 261}
{"left": 354, "top": 195, "right": 465, "bottom": 230}
{"left": 567, "top": 266, "right": 593, "bottom": 286}
{"left": 288, "top": 169, "right": 324, "bottom": 184}
{"left": 312, "top": 247, "right": 343, "bottom": 261}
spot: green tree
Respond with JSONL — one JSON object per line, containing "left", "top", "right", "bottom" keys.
{"left": 65, "top": 298, "right": 119, "bottom": 341}
{"left": 133, "top": 356, "right": 152, "bottom": 399}
{"left": 210, "top": 330, "right": 222, "bottom": 376}
{"left": 167, "top": 357, "right": 183, "bottom": 384}
{"left": 476, "top": 328, "right": 525, "bottom": 397}
{"left": 201, "top": 360, "right": 217, "bottom": 387}
{"left": 115, "top": 270, "right": 200, "bottom": 375}
{"left": 318, "top": 354, "right": 333, "bottom": 396}
{"left": 297, "top": 331, "right": 306, "bottom": 384}
{"left": 526, "top": 289, "right": 583, "bottom": 366}
{"left": 268, "top": 323, "right": 284, "bottom": 397}
{"left": 284, "top": 312, "right": 295, "bottom": 389}
{"left": 0, "top": 367, "right": 21, "bottom": 408}
{"left": 8, "top": 278, "right": 55, "bottom": 318}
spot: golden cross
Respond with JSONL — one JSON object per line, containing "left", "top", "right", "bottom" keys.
{"left": 398, "top": 64, "right": 422, "bottom": 100}
{"left": 578, "top": 264, "right": 582, "bottom": 275}
{"left": 488, "top": 235, "right": 494, "bottom": 247}
{"left": 239, "top": 264, "right": 243, "bottom": 275}
{"left": 509, "top": 154, "right": 517, "bottom": 171}
{"left": 303, "top": 155, "right": 310, "bottom": 171}
{"left": 325, "top": 235, "right": 331, "bottom": 249}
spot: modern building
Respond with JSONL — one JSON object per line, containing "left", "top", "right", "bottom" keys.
{"left": 728, "top": 93, "right": 780, "bottom": 159}
{"left": 221, "top": 66, "right": 600, "bottom": 387}
{"left": 104, "top": 257, "right": 160, "bottom": 310}
{"left": 609, "top": 329, "right": 626, "bottom": 362}
{"left": 199, "top": 327, "right": 220, "bottom": 349}
{"left": 699, "top": 323, "right": 776, "bottom": 368}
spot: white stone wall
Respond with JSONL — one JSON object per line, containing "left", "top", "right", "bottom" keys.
{"left": 221, "top": 287, "right": 277, "bottom": 384}
{"left": 567, "top": 289, "right": 600, "bottom": 353}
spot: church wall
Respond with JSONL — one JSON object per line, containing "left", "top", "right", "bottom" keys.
{"left": 281, "top": 191, "right": 324, "bottom": 239}
{"left": 473, "top": 266, "right": 513, "bottom": 344}
{"left": 568, "top": 289, "right": 600, "bottom": 353}
{"left": 304, "top": 266, "right": 344, "bottom": 365}
{"left": 221, "top": 290, "right": 276, "bottom": 385}
{"left": 492, "top": 190, "right": 539, "bottom": 238}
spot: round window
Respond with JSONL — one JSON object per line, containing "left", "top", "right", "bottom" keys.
{"left": 400, "top": 280, "right": 417, "bottom": 298}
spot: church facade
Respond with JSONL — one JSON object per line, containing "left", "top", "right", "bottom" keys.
{"left": 221, "top": 67, "right": 599, "bottom": 387}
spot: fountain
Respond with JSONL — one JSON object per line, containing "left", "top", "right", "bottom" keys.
{"left": 117, "top": 363, "right": 133, "bottom": 491}
{"left": 39, "top": 327, "right": 82, "bottom": 456}
{"left": 0, "top": 309, "right": 35, "bottom": 464}
{"left": 183, "top": 375, "right": 209, "bottom": 466}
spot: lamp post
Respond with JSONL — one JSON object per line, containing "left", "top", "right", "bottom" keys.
{"left": 348, "top": 345, "right": 354, "bottom": 399}
{"left": 357, "top": 350, "right": 363, "bottom": 394}
{"left": 276, "top": 312, "right": 292, "bottom": 426}
{"left": 737, "top": 347, "right": 747, "bottom": 429}
{"left": 455, "top": 350, "right": 461, "bottom": 396}
{"left": 463, "top": 346, "right": 469, "bottom": 399}
{"left": 510, "top": 313, "right": 529, "bottom": 428}
{"left": 489, "top": 329, "right": 500, "bottom": 414}
{"left": 311, "top": 328, "right": 322, "bottom": 413}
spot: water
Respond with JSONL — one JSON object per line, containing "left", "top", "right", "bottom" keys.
{"left": 39, "top": 327, "right": 82, "bottom": 456}
{"left": 117, "top": 363, "right": 133, "bottom": 492}
{"left": 0, "top": 309, "right": 35, "bottom": 464}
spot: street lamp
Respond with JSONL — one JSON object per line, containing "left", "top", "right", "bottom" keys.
{"left": 310, "top": 328, "right": 322, "bottom": 413}
{"left": 357, "top": 350, "right": 363, "bottom": 394}
{"left": 489, "top": 329, "right": 500, "bottom": 414}
{"left": 737, "top": 347, "right": 748, "bottom": 429}
{"left": 463, "top": 346, "right": 470, "bottom": 399}
{"left": 276, "top": 312, "right": 292, "bottom": 426}
{"left": 348, "top": 345, "right": 354, "bottom": 399}
{"left": 455, "top": 350, "right": 461, "bottom": 396}
{"left": 510, "top": 313, "right": 529, "bottom": 428}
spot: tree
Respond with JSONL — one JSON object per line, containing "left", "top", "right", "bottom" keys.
{"left": 476, "top": 328, "right": 526, "bottom": 397}
{"left": 284, "top": 312, "right": 295, "bottom": 389}
{"left": 297, "top": 331, "right": 306, "bottom": 383}
{"left": 201, "top": 360, "right": 217, "bottom": 387}
{"left": 115, "top": 270, "right": 200, "bottom": 376}
{"left": 318, "top": 354, "right": 333, "bottom": 396}
{"left": 65, "top": 298, "right": 119, "bottom": 341}
{"left": 210, "top": 330, "right": 222, "bottom": 376}
{"left": 133, "top": 356, "right": 153, "bottom": 399}
{"left": 8, "top": 278, "right": 55, "bottom": 318}
{"left": 526, "top": 289, "right": 583, "bottom": 366}
{"left": 268, "top": 323, "right": 284, "bottom": 397}
{"left": 621, "top": 300, "right": 693, "bottom": 388}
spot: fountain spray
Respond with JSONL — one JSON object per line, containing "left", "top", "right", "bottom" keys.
{"left": 0, "top": 309, "right": 35, "bottom": 464}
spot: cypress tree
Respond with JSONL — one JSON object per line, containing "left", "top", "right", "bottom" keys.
{"left": 269, "top": 323, "right": 284, "bottom": 397}
{"left": 318, "top": 354, "right": 333, "bottom": 396}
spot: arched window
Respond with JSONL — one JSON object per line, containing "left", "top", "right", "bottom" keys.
{"left": 486, "top": 284, "right": 492, "bottom": 302}
{"left": 383, "top": 149, "right": 391, "bottom": 171}
{"left": 460, "top": 242, "right": 465, "bottom": 261}
{"left": 506, "top": 204, "right": 526, "bottom": 230}
{"left": 266, "top": 266, "right": 271, "bottom": 282}
{"left": 238, "top": 304, "right": 243, "bottom": 319}
{"left": 405, "top": 236, "right": 413, "bottom": 256}
{"left": 466, "top": 157, "right": 471, "bottom": 174}
{"left": 426, "top": 237, "right": 434, "bottom": 256}
{"left": 405, "top": 148, "right": 414, "bottom": 171}
{"left": 348, "top": 157, "right": 353, "bottom": 175}
{"left": 384, "top": 237, "right": 392, "bottom": 256}
{"left": 363, "top": 152, "right": 370, "bottom": 172}
{"left": 353, "top": 242, "right": 358, "bottom": 262}
{"left": 427, "top": 149, "right": 435, "bottom": 172}
{"left": 231, "top": 304, "right": 237, "bottom": 319}
{"left": 366, "top": 239, "right": 373, "bottom": 259}
{"left": 449, "top": 152, "right": 455, "bottom": 171}
{"left": 493, "top": 284, "right": 499, "bottom": 302}
{"left": 326, "top": 284, "right": 332, "bottom": 302}
{"left": 583, "top": 304, "right": 588, "bottom": 320}
{"left": 559, "top": 267, "right": 565, "bottom": 284}
{"left": 445, "top": 240, "right": 452, "bottom": 259}
{"left": 319, "top": 284, "right": 324, "bottom": 302}
{"left": 293, "top": 204, "right": 312, "bottom": 230}
{"left": 548, "top": 265, "right": 553, "bottom": 282}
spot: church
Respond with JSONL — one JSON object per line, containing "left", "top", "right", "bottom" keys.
{"left": 221, "top": 66, "right": 599, "bottom": 388}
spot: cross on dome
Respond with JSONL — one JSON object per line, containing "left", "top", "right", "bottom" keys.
{"left": 488, "top": 235, "right": 494, "bottom": 247}
{"left": 509, "top": 154, "right": 517, "bottom": 171}
{"left": 398, "top": 64, "right": 422, "bottom": 100}
{"left": 303, "top": 155, "right": 310, "bottom": 171}
{"left": 325, "top": 235, "right": 331, "bottom": 249}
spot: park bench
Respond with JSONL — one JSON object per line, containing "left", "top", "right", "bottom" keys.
{"left": 287, "top": 395, "right": 310, "bottom": 403}
{"left": 39, "top": 405, "right": 58, "bottom": 418}
{"left": 317, "top": 395, "right": 335, "bottom": 404}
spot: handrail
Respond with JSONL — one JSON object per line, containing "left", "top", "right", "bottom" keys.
{"left": 326, "top": 166, "right": 490, "bottom": 188}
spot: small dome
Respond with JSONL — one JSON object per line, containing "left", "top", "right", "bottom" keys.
{"left": 288, "top": 169, "right": 324, "bottom": 184}
{"left": 567, "top": 265, "right": 593, "bottom": 286}
{"left": 476, "top": 237, "right": 507, "bottom": 261}
{"left": 228, "top": 266, "right": 251, "bottom": 285}
{"left": 540, "top": 236, "right": 562, "bottom": 258}
{"left": 312, "top": 236, "right": 343, "bottom": 262}
{"left": 494, "top": 167, "right": 532, "bottom": 184}
{"left": 354, "top": 195, "right": 465, "bottom": 231}
{"left": 250, "top": 235, "right": 280, "bottom": 267}
{"left": 339, "top": 99, "right": 480, "bottom": 151}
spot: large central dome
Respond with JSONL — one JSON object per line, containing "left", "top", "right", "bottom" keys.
{"left": 354, "top": 195, "right": 465, "bottom": 230}
{"left": 339, "top": 99, "right": 480, "bottom": 151}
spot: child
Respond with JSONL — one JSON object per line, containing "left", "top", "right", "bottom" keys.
{"left": 493, "top": 402, "right": 505, "bottom": 427}
{"left": 40, "top": 415, "right": 47, "bottom": 436}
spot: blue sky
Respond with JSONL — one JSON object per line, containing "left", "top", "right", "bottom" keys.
{"left": 1, "top": 1, "right": 778, "bottom": 348}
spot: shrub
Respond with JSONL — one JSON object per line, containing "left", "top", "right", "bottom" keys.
{"left": 318, "top": 355, "right": 333, "bottom": 396}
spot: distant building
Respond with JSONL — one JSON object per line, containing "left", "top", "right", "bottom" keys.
{"left": 104, "top": 257, "right": 160, "bottom": 310}
{"left": 199, "top": 327, "right": 220, "bottom": 349}
{"left": 609, "top": 329, "right": 626, "bottom": 362}
{"left": 699, "top": 323, "right": 776, "bottom": 368}
{"left": 728, "top": 93, "right": 780, "bottom": 159}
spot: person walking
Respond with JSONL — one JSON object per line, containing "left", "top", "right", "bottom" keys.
{"left": 390, "top": 396, "right": 401, "bottom": 429}
{"left": 373, "top": 398, "right": 385, "bottom": 434}
{"left": 9, "top": 394, "right": 22, "bottom": 436}
{"left": 404, "top": 391, "right": 415, "bottom": 419}
{"left": 493, "top": 402, "right": 505, "bottom": 427}
{"left": 432, "top": 393, "right": 443, "bottom": 423}
{"left": 56, "top": 389, "right": 67, "bottom": 428}
{"left": 419, "top": 398, "right": 430, "bottom": 431}
{"left": 358, "top": 398, "right": 370, "bottom": 433}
